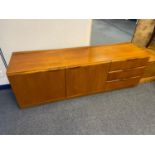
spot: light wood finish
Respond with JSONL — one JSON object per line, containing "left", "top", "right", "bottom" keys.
{"left": 7, "top": 42, "right": 149, "bottom": 76}
{"left": 141, "top": 49, "right": 155, "bottom": 78}
{"left": 7, "top": 43, "right": 150, "bottom": 108}
{"left": 106, "top": 56, "right": 148, "bottom": 91}
{"left": 140, "top": 76, "right": 155, "bottom": 84}
{"left": 139, "top": 48, "right": 155, "bottom": 83}
{"left": 8, "top": 69, "right": 66, "bottom": 108}
{"left": 109, "top": 58, "right": 148, "bottom": 71}
{"left": 108, "top": 67, "right": 145, "bottom": 81}
{"left": 66, "top": 63, "right": 110, "bottom": 97}
{"left": 105, "top": 77, "right": 141, "bottom": 91}
{"left": 143, "top": 61, "right": 155, "bottom": 78}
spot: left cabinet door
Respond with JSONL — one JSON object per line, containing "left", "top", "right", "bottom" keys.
{"left": 8, "top": 69, "right": 66, "bottom": 108}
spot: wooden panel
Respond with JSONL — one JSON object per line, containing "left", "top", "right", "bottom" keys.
{"left": 140, "top": 76, "right": 155, "bottom": 84}
{"left": 142, "top": 48, "right": 155, "bottom": 78}
{"left": 105, "top": 77, "right": 140, "bottom": 91}
{"left": 108, "top": 66, "right": 145, "bottom": 81}
{"left": 7, "top": 43, "right": 149, "bottom": 76}
{"left": 110, "top": 57, "right": 148, "bottom": 71}
{"left": 143, "top": 61, "right": 155, "bottom": 78}
{"left": 66, "top": 63, "right": 110, "bottom": 97}
{"left": 8, "top": 69, "right": 66, "bottom": 108}
{"left": 6, "top": 42, "right": 150, "bottom": 108}
{"left": 109, "top": 60, "right": 126, "bottom": 71}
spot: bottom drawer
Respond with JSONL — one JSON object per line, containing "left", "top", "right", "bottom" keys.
{"left": 107, "top": 66, "right": 145, "bottom": 81}
{"left": 105, "top": 76, "right": 140, "bottom": 91}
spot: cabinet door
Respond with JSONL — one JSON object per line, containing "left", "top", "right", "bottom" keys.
{"left": 66, "top": 63, "right": 110, "bottom": 97}
{"left": 8, "top": 69, "right": 66, "bottom": 108}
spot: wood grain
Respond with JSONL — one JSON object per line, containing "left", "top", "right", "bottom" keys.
{"left": 7, "top": 42, "right": 149, "bottom": 76}
{"left": 66, "top": 63, "right": 110, "bottom": 97}
{"left": 140, "top": 76, "right": 155, "bottom": 84}
{"left": 109, "top": 58, "right": 149, "bottom": 71}
{"left": 141, "top": 48, "right": 155, "bottom": 79}
{"left": 8, "top": 69, "right": 66, "bottom": 108}
{"left": 7, "top": 42, "right": 150, "bottom": 108}
{"left": 105, "top": 77, "right": 141, "bottom": 91}
{"left": 107, "top": 66, "right": 145, "bottom": 81}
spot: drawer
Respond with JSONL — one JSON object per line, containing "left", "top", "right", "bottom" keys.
{"left": 107, "top": 66, "right": 145, "bottom": 81}
{"left": 105, "top": 76, "right": 140, "bottom": 91}
{"left": 110, "top": 57, "right": 149, "bottom": 71}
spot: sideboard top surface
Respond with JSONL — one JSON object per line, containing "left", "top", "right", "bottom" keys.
{"left": 7, "top": 42, "right": 149, "bottom": 75}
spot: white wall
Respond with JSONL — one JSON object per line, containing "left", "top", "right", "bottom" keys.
{"left": 0, "top": 19, "right": 92, "bottom": 85}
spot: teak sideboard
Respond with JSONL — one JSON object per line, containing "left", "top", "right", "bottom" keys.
{"left": 7, "top": 43, "right": 150, "bottom": 108}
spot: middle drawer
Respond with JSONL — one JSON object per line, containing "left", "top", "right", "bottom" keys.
{"left": 107, "top": 66, "right": 145, "bottom": 81}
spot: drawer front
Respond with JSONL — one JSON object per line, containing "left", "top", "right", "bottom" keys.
{"left": 107, "top": 66, "right": 145, "bottom": 81}
{"left": 110, "top": 57, "right": 148, "bottom": 71}
{"left": 143, "top": 61, "right": 155, "bottom": 78}
{"left": 105, "top": 76, "right": 140, "bottom": 91}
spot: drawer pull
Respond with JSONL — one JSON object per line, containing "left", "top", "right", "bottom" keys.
{"left": 107, "top": 67, "right": 145, "bottom": 81}
{"left": 110, "top": 57, "right": 148, "bottom": 71}
{"left": 126, "top": 58, "right": 137, "bottom": 61}
{"left": 70, "top": 66, "right": 81, "bottom": 69}
{"left": 105, "top": 77, "right": 140, "bottom": 91}
{"left": 121, "top": 76, "right": 140, "bottom": 81}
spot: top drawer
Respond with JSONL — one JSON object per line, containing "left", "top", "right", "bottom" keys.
{"left": 110, "top": 57, "right": 149, "bottom": 71}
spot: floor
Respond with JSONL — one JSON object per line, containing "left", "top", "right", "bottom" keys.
{"left": 91, "top": 19, "right": 136, "bottom": 45}
{"left": 1, "top": 19, "right": 155, "bottom": 135}
{"left": 1, "top": 82, "right": 155, "bottom": 134}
